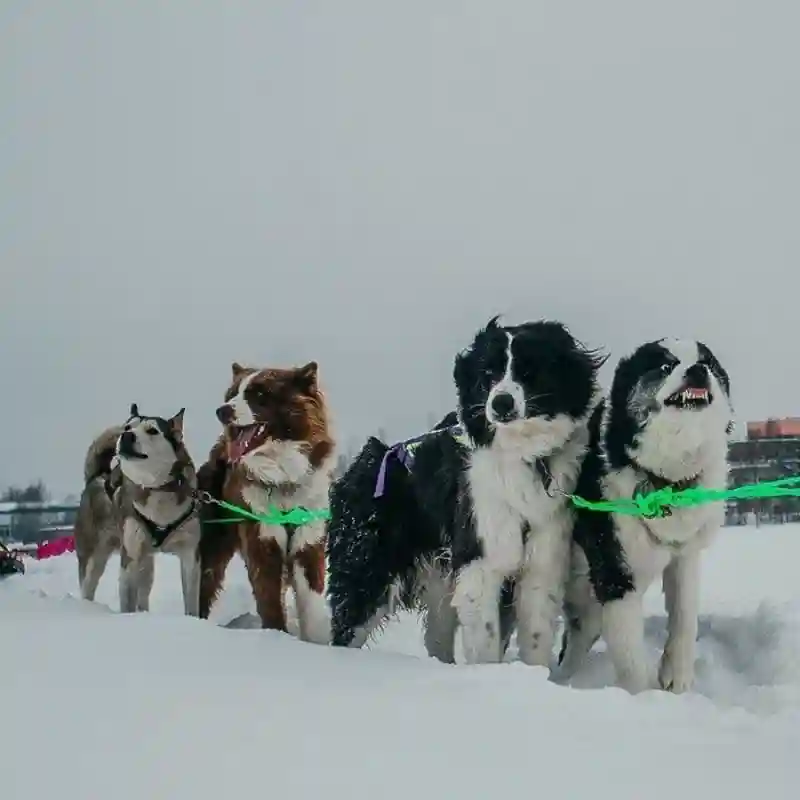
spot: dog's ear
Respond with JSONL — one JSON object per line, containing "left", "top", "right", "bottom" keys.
{"left": 231, "top": 362, "right": 246, "bottom": 378}
{"left": 294, "top": 361, "right": 318, "bottom": 392}
{"left": 169, "top": 408, "right": 186, "bottom": 438}
{"left": 485, "top": 315, "right": 501, "bottom": 331}
{"left": 129, "top": 403, "right": 139, "bottom": 419}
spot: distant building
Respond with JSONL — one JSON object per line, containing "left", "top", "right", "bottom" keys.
{"left": 0, "top": 500, "right": 78, "bottom": 544}
{"left": 727, "top": 418, "right": 800, "bottom": 526}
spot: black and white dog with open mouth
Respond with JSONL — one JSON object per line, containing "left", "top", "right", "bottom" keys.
{"left": 558, "top": 338, "right": 733, "bottom": 694}
{"left": 327, "top": 317, "right": 604, "bottom": 666}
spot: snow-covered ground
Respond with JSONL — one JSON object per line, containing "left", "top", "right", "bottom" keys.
{"left": 2, "top": 525, "right": 799, "bottom": 799}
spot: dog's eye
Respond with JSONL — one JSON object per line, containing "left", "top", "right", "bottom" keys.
{"left": 660, "top": 362, "right": 676, "bottom": 374}
{"left": 145, "top": 427, "right": 159, "bottom": 436}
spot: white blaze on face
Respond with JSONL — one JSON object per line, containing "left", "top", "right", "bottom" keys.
{"left": 116, "top": 418, "right": 178, "bottom": 488}
{"left": 224, "top": 371, "right": 258, "bottom": 427}
{"left": 486, "top": 332, "right": 526, "bottom": 425}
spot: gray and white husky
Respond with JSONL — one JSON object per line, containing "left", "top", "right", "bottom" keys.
{"left": 73, "top": 404, "right": 201, "bottom": 615}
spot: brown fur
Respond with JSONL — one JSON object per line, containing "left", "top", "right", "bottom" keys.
{"left": 198, "top": 362, "right": 334, "bottom": 631}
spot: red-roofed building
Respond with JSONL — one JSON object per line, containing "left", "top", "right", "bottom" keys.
{"left": 727, "top": 418, "right": 800, "bottom": 525}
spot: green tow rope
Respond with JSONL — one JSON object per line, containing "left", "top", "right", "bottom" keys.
{"left": 206, "top": 497, "right": 330, "bottom": 528}
{"left": 202, "top": 475, "right": 800, "bottom": 526}
{"left": 570, "top": 475, "right": 800, "bottom": 519}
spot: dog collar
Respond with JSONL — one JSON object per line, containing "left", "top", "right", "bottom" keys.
{"left": 630, "top": 461, "right": 700, "bottom": 551}
{"left": 631, "top": 462, "right": 700, "bottom": 501}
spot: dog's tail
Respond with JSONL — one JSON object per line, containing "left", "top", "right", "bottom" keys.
{"left": 83, "top": 425, "right": 124, "bottom": 484}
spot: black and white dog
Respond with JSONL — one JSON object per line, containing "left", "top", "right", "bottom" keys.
{"left": 327, "top": 317, "right": 604, "bottom": 666}
{"left": 559, "top": 338, "right": 733, "bottom": 694}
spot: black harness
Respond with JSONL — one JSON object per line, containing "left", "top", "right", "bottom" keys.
{"left": 132, "top": 499, "right": 197, "bottom": 548}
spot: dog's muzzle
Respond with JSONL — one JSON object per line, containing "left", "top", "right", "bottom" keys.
{"left": 118, "top": 431, "right": 147, "bottom": 459}
{"left": 489, "top": 392, "right": 519, "bottom": 423}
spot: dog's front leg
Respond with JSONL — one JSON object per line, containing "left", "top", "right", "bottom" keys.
{"left": 136, "top": 554, "right": 155, "bottom": 612}
{"left": 179, "top": 544, "right": 202, "bottom": 617}
{"left": 658, "top": 548, "right": 701, "bottom": 693}
{"left": 289, "top": 522, "right": 330, "bottom": 644}
{"left": 453, "top": 560, "right": 506, "bottom": 664}
{"left": 452, "top": 486, "right": 522, "bottom": 665}
{"left": 515, "top": 522, "right": 570, "bottom": 668}
{"left": 119, "top": 520, "right": 147, "bottom": 613}
{"left": 421, "top": 567, "right": 458, "bottom": 664}
{"left": 602, "top": 590, "right": 651, "bottom": 693}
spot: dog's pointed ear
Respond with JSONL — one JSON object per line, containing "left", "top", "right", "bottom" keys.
{"left": 129, "top": 403, "right": 139, "bottom": 419}
{"left": 485, "top": 315, "right": 501, "bottom": 331}
{"left": 232, "top": 362, "right": 246, "bottom": 378}
{"left": 294, "top": 361, "right": 318, "bottom": 391}
{"left": 169, "top": 408, "right": 186, "bottom": 438}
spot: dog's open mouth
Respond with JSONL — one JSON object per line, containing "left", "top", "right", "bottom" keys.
{"left": 117, "top": 439, "right": 148, "bottom": 460}
{"left": 227, "top": 424, "right": 269, "bottom": 463}
{"left": 664, "top": 386, "right": 712, "bottom": 409}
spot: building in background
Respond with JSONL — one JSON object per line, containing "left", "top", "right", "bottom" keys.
{"left": 0, "top": 500, "right": 78, "bottom": 544}
{"left": 727, "top": 418, "right": 800, "bottom": 526}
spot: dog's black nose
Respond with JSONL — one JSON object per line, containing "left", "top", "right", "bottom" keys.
{"left": 118, "top": 431, "right": 136, "bottom": 454}
{"left": 684, "top": 363, "right": 709, "bottom": 388}
{"left": 491, "top": 392, "right": 517, "bottom": 421}
{"left": 216, "top": 404, "right": 234, "bottom": 424}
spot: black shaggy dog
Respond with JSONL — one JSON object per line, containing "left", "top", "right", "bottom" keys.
{"left": 327, "top": 317, "right": 604, "bottom": 666}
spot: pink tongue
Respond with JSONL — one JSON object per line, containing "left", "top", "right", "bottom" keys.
{"left": 686, "top": 388, "right": 708, "bottom": 399}
{"left": 228, "top": 428, "right": 256, "bottom": 463}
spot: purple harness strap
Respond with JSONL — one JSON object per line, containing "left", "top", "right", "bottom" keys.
{"left": 373, "top": 441, "right": 417, "bottom": 498}
{"left": 373, "top": 427, "right": 462, "bottom": 498}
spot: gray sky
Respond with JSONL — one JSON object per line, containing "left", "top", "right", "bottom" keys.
{"left": 2, "top": 1, "right": 798, "bottom": 498}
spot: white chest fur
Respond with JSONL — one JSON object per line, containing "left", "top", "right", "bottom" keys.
{"left": 603, "top": 466, "right": 724, "bottom": 591}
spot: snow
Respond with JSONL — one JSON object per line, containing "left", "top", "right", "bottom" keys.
{"left": 2, "top": 525, "right": 799, "bottom": 799}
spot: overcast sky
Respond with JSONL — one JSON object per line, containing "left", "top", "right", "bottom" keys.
{"left": 2, "top": 1, "right": 797, "bottom": 498}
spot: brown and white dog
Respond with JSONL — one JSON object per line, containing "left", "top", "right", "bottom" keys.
{"left": 197, "top": 361, "right": 335, "bottom": 643}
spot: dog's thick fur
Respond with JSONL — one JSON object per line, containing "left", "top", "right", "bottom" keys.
{"left": 327, "top": 317, "right": 604, "bottom": 666}
{"left": 326, "top": 412, "right": 466, "bottom": 660}
{"left": 559, "top": 338, "right": 733, "bottom": 694}
{"left": 75, "top": 424, "right": 124, "bottom": 599}
{"left": 74, "top": 406, "right": 202, "bottom": 615}
{"left": 198, "top": 361, "right": 335, "bottom": 643}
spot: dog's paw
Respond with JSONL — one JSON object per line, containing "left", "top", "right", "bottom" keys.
{"left": 658, "top": 648, "right": 694, "bottom": 694}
